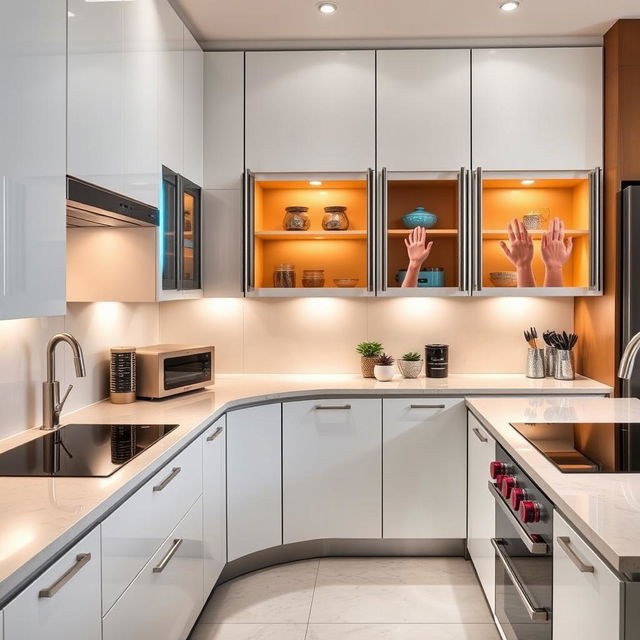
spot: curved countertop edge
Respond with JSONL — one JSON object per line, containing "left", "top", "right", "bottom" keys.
{"left": 0, "top": 373, "right": 612, "bottom": 606}
{"left": 466, "top": 397, "right": 640, "bottom": 579}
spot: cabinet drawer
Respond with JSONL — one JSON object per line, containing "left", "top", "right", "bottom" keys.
{"left": 553, "top": 511, "right": 622, "bottom": 640}
{"left": 103, "top": 497, "right": 204, "bottom": 640}
{"left": 383, "top": 398, "right": 466, "bottom": 538}
{"left": 4, "top": 527, "right": 101, "bottom": 640}
{"left": 101, "top": 438, "right": 203, "bottom": 614}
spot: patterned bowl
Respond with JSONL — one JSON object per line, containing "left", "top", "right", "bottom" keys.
{"left": 489, "top": 271, "right": 518, "bottom": 287}
{"left": 333, "top": 278, "right": 359, "bottom": 288}
{"left": 402, "top": 207, "right": 438, "bottom": 229}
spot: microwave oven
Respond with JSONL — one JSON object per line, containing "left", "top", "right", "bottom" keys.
{"left": 136, "top": 344, "right": 214, "bottom": 399}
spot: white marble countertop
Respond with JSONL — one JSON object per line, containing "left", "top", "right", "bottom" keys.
{"left": 467, "top": 396, "right": 640, "bottom": 578}
{"left": 0, "top": 373, "right": 611, "bottom": 605}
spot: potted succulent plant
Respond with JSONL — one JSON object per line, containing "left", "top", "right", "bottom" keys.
{"left": 374, "top": 353, "right": 396, "bottom": 382}
{"left": 356, "top": 341, "right": 384, "bottom": 378}
{"left": 398, "top": 352, "right": 423, "bottom": 378}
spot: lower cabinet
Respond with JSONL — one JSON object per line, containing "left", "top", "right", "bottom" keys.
{"left": 383, "top": 398, "right": 466, "bottom": 539}
{"left": 466, "top": 413, "right": 496, "bottom": 611}
{"left": 203, "top": 415, "right": 227, "bottom": 596}
{"left": 227, "top": 403, "right": 282, "bottom": 561}
{"left": 283, "top": 399, "right": 382, "bottom": 543}
{"left": 3, "top": 527, "right": 101, "bottom": 640}
{"left": 102, "top": 497, "right": 204, "bottom": 640}
{"left": 553, "top": 511, "right": 622, "bottom": 640}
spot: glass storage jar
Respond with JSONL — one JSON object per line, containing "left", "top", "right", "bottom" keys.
{"left": 283, "top": 206, "right": 310, "bottom": 231}
{"left": 322, "top": 206, "right": 349, "bottom": 231}
{"left": 302, "top": 269, "right": 325, "bottom": 287}
{"left": 273, "top": 264, "right": 296, "bottom": 288}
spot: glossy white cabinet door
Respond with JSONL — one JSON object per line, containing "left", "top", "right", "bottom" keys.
{"left": 383, "top": 398, "right": 466, "bottom": 539}
{"left": 103, "top": 497, "right": 204, "bottom": 640}
{"left": 553, "top": 511, "right": 622, "bottom": 640}
{"left": 4, "top": 527, "right": 101, "bottom": 640}
{"left": 101, "top": 439, "right": 203, "bottom": 614}
{"left": 227, "top": 404, "right": 282, "bottom": 561}
{"left": 472, "top": 47, "right": 603, "bottom": 170}
{"left": 68, "top": 0, "right": 124, "bottom": 193}
{"left": 377, "top": 49, "right": 471, "bottom": 171}
{"left": 203, "top": 415, "right": 227, "bottom": 597}
{"left": 0, "top": 0, "right": 66, "bottom": 320}
{"left": 123, "top": 0, "right": 160, "bottom": 207}
{"left": 183, "top": 26, "right": 204, "bottom": 187}
{"left": 204, "top": 52, "right": 244, "bottom": 190}
{"left": 283, "top": 399, "right": 382, "bottom": 543}
{"left": 467, "top": 413, "right": 496, "bottom": 612}
{"left": 246, "top": 50, "right": 375, "bottom": 172}
{"left": 157, "top": 0, "right": 184, "bottom": 175}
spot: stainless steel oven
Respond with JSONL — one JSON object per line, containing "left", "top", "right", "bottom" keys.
{"left": 489, "top": 445, "right": 552, "bottom": 640}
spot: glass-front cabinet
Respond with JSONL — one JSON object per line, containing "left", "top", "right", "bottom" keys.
{"left": 243, "top": 171, "right": 375, "bottom": 296}
{"left": 378, "top": 169, "right": 469, "bottom": 296}
{"left": 471, "top": 169, "right": 602, "bottom": 297}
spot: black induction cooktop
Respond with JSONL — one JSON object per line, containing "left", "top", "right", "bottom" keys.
{"left": 0, "top": 423, "right": 179, "bottom": 478}
{"left": 511, "top": 422, "right": 640, "bottom": 473}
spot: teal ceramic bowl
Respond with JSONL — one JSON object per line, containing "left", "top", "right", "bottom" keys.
{"left": 402, "top": 207, "right": 438, "bottom": 229}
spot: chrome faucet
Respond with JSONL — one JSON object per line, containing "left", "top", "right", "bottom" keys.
{"left": 41, "top": 333, "right": 86, "bottom": 430}
{"left": 618, "top": 332, "right": 640, "bottom": 381}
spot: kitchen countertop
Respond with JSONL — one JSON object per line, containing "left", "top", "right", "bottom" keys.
{"left": 0, "top": 373, "right": 611, "bottom": 605}
{"left": 467, "top": 396, "right": 640, "bottom": 578}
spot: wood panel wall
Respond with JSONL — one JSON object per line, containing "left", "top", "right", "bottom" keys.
{"left": 575, "top": 20, "right": 640, "bottom": 393}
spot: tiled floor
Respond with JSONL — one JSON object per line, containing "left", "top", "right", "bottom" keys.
{"left": 189, "top": 557, "right": 500, "bottom": 639}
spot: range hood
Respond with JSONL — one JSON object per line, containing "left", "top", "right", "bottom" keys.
{"left": 66, "top": 176, "right": 159, "bottom": 228}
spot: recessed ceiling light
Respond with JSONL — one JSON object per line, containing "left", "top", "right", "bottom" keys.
{"left": 317, "top": 2, "right": 337, "bottom": 14}
{"left": 499, "top": 0, "right": 520, "bottom": 11}
{"left": 309, "top": 180, "right": 323, "bottom": 186}
{"left": 521, "top": 179, "right": 535, "bottom": 185}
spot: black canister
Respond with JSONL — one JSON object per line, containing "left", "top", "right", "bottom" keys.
{"left": 425, "top": 344, "right": 449, "bottom": 378}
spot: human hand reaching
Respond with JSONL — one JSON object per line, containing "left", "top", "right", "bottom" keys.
{"left": 541, "top": 217, "right": 572, "bottom": 287}
{"left": 499, "top": 218, "right": 536, "bottom": 287}
{"left": 404, "top": 226, "right": 433, "bottom": 267}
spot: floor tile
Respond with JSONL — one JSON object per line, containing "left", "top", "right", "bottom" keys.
{"left": 306, "top": 624, "right": 501, "bottom": 640}
{"left": 199, "top": 560, "right": 319, "bottom": 624}
{"left": 309, "top": 558, "right": 493, "bottom": 624}
{"left": 189, "top": 623, "right": 308, "bottom": 640}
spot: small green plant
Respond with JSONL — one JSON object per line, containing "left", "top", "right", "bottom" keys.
{"left": 376, "top": 353, "right": 395, "bottom": 366}
{"left": 356, "top": 341, "right": 383, "bottom": 357}
{"left": 401, "top": 352, "right": 422, "bottom": 362}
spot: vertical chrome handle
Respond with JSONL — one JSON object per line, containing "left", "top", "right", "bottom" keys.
{"left": 206, "top": 425, "right": 224, "bottom": 442}
{"left": 472, "top": 427, "right": 488, "bottom": 442}
{"left": 588, "top": 168, "right": 596, "bottom": 290}
{"left": 38, "top": 553, "right": 91, "bottom": 598}
{"left": 594, "top": 167, "right": 603, "bottom": 294}
{"left": 458, "top": 167, "right": 469, "bottom": 293}
{"left": 472, "top": 167, "right": 483, "bottom": 292}
{"left": 153, "top": 466, "right": 181, "bottom": 492}
{"left": 556, "top": 536, "right": 594, "bottom": 573}
{"left": 380, "top": 167, "right": 388, "bottom": 293}
{"left": 242, "top": 169, "right": 255, "bottom": 293}
{"left": 367, "top": 168, "right": 376, "bottom": 293}
{"left": 152, "top": 538, "right": 183, "bottom": 573}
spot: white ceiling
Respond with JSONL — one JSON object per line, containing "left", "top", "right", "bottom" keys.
{"left": 172, "top": 0, "right": 640, "bottom": 48}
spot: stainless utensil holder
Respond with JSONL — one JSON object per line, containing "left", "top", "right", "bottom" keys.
{"left": 544, "top": 347, "right": 557, "bottom": 378}
{"left": 555, "top": 349, "right": 575, "bottom": 380}
{"left": 526, "top": 348, "right": 545, "bottom": 379}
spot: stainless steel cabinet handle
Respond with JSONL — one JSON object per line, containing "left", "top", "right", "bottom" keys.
{"left": 458, "top": 167, "right": 469, "bottom": 293}
{"left": 38, "top": 553, "right": 91, "bottom": 598}
{"left": 380, "top": 167, "right": 388, "bottom": 293}
{"left": 556, "top": 536, "right": 594, "bottom": 573}
{"left": 243, "top": 169, "right": 255, "bottom": 293}
{"left": 491, "top": 538, "right": 549, "bottom": 622}
{"left": 152, "top": 538, "right": 183, "bottom": 573}
{"left": 153, "top": 466, "right": 181, "bottom": 492}
{"left": 472, "top": 427, "right": 488, "bottom": 443}
{"left": 206, "top": 425, "right": 224, "bottom": 442}
{"left": 367, "top": 168, "right": 376, "bottom": 293}
{"left": 472, "top": 168, "right": 483, "bottom": 292}
{"left": 314, "top": 404, "right": 352, "bottom": 410}
{"left": 488, "top": 481, "right": 548, "bottom": 554}
{"left": 410, "top": 404, "right": 446, "bottom": 409}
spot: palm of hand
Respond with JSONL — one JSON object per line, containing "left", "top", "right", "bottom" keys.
{"left": 404, "top": 227, "right": 433, "bottom": 265}
{"left": 541, "top": 218, "right": 573, "bottom": 269}
{"left": 500, "top": 219, "right": 533, "bottom": 269}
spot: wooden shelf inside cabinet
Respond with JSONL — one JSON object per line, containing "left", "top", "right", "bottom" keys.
{"left": 387, "top": 228, "right": 458, "bottom": 238}
{"left": 255, "top": 230, "right": 368, "bottom": 240}
{"left": 482, "top": 229, "right": 589, "bottom": 240}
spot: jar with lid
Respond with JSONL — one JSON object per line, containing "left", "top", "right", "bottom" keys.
{"left": 273, "top": 264, "right": 296, "bottom": 288}
{"left": 302, "top": 269, "right": 325, "bottom": 287}
{"left": 283, "top": 207, "right": 310, "bottom": 231}
{"left": 322, "top": 206, "right": 349, "bottom": 231}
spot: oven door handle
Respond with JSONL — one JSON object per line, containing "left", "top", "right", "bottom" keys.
{"left": 491, "top": 538, "right": 549, "bottom": 622}
{"left": 488, "top": 481, "right": 548, "bottom": 554}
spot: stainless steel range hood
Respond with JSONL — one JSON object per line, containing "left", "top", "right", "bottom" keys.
{"left": 66, "top": 176, "right": 159, "bottom": 228}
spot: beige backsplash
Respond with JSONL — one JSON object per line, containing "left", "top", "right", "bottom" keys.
{"left": 158, "top": 296, "right": 574, "bottom": 375}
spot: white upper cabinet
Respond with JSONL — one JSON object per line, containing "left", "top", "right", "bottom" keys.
{"left": 472, "top": 47, "right": 603, "bottom": 170}
{"left": 377, "top": 49, "right": 471, "bottom": 171}
{"left": 245, "top": 50, "right": 376, "bottom": 172}
{"left": 204, "top": 52, "right": 245, "bottom": 190}
{"left": 68, "top": 0, "right": 124, "bottom": 194}
{"left": 0, "top": 0, "right": 66, "bottom": 320}
{"left": 183, "top": 26, "right": 204, "bottom": 187}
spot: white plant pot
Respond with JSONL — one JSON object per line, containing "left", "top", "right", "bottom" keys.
{"left": 374, "top": 364, "right": 395, "bottom": 382}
